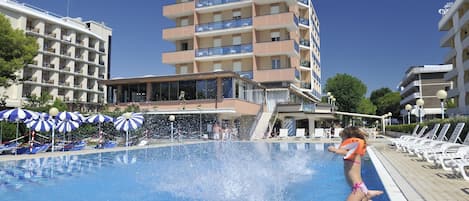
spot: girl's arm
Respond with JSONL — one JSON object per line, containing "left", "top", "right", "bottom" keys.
{"left": 327, "top": 146, "right": 348, "bottom": 156}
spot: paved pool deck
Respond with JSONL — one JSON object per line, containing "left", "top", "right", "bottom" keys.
{"left": 1, "top": 137, "right": 468, "bottom": 200}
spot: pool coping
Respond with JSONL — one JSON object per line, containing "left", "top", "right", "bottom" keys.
{"left": 368, "top": 146, "right": 424, "bottom": 201}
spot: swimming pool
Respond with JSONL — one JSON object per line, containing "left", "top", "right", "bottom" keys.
{"left": 0, "top": 142, "right": 390, "bottom": 201}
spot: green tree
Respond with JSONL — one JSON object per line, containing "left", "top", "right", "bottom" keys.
{"left": 370, "top": 87, "right": 392, "bottom": 106}
{"left": 324, "top": 73, "right": 367, "bottom": 112}
{"left": 357, "top": 98, "right": 377, "bottom": 115}
{"left": 0, "top": 14, "right": 38, "bottom": 87}
{"left": 376, "top": 92, "right": 401, "bottom": 116}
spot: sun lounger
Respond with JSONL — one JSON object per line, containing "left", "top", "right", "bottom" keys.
{"left": 395, "top": 125, "right": 428, "bottom": 151}
{"left": 397, "top": 125, "right": 436, "bottom": 152}
{"left": 425, "top": 130, "right": 469, "bottom": 164}
{"left": 391, "top": 124, "right": 420, "bottom": 145}
{"left": 295, "top": 128, "right": 306, "bottom": 139}
{"left": 407, "top": 123, "right": 450, "bottom": 155}
{"left": 416, "top": 123, "right": 465, "bottom": 159}
{"left": 278, "top": 129, "right": 288, "bottom": 139}
{"left": 137, "top": 140, "right": 148, "bottom": 146}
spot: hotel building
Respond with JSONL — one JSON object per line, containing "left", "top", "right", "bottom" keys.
{"left": 439, "top": 0, "right": 469, "bottom": 115}
{"left": 398, "top": 64, "right": 452, "bottom": 120}
{"left": 162, "top": 0, "right": 321, "bottom": 99}
{"left": 0, "top": 0, "right": 112, "bottom": 111}
{"left": 104, "top": 0, "right": 325, "bottom": 139}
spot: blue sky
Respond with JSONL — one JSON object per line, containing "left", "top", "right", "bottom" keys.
{"left": 18, "top": 0, "right": 450, "bottom": 96}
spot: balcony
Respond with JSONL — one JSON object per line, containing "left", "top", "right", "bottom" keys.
{"left": 254, "top": 40, "right": 299, "bottom": 57}
{"left": 300, "top": 60, "right": 310, "bottom": 68}
{"left": 299, "top": 38, "right": 310, "bottom": 47}
{"left": 297, "top": 0, "right": 308, "bottom": 6}
{"left": 163, "top": 1, "right": 194, "bottom": 19}
{"left": 300, "top": 82, "right": 311, "bottom": 89}
{"left": 400, "top": 80, "right": 421, "bottom": 96}
{"left": 444, "top": 49, "right": 456, "bottom": 64}
{"left": 400, "top": 92, "right": 421, "bottom": 105}
{"left": 99, "top": 47, "right": 106, "bottom": 53}
{"left": 162, "top": 50, "right": 195, "bottom": 64}
{"left": 196, "top": 18, "right": 252, "bottom": 36}
{"left": 195, "top": 0, "right": 252, "bottom": 13}
{"left": 163, "top": 25, "right": 194, "bottom": 41}
{"left": 447, "top": 88, "right": 459, "bottom": 98}
{"left": 253, "top": 12, "right": 297, "bottom": 31}
{"left": 195, "top": 44, "right": 252, "bottom": 61}
{"left": 254, "top": 0, "right": 296, "bottom": 5}
{"left": 254, "top": 68, "right": 297, "bottom": 83}
{"left": 236, "top": 71, "right": 253, "bottom": 79}
{"left": 298, "top": 17, "right": 309, "bottom": 27}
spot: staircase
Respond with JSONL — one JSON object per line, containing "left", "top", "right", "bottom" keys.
{"left": 250, "top": 112, "right": 273, "bottom": 140}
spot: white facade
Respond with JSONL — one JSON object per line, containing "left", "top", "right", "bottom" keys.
{"left": 0, "top": 0, "right": 112, "bottom": 111}
{"left": 439, "top": 0, "right": 469, "bottom": 115}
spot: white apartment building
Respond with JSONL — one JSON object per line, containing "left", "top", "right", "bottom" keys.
{"left": 0, "top": 0, "right": 112, "bottom": 111}
{"left": 439, "top": 0, "right": 469, "bottom": 115}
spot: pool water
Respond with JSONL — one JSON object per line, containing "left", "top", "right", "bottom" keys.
{"left": 0, "top": 142, "right": 390, "bottom": 201}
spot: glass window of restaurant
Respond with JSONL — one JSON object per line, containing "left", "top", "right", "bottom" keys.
{"left": 151, "top": 83, "right": 160, "bottom": 101}
{"left": 179, "top": 80, "right": 196, "bottom": 100}
{"left": 169, "top": 82, "right": 179, "bottom": 100}
{"left": 223, "top": 78, "right": 233, "bottom": 98}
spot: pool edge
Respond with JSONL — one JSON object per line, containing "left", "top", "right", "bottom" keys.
{"left": 367, "top": 146, "right": 413, "bottom": 201}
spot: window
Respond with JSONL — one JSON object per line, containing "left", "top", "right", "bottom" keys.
{"left": 270, "top": 5, "right": 279, "bottom": 14}
{"left": 179, "top": 80, "right": 196, "bottom": 100}
{"left": 223, "top": 78, "right": 233, "bottom": 98}
{"left": 169, "top": 82, "right": 179, "bottom": 100}
{"left": 232, "top": 10, "right": 241, "bottom": 20}
{"left": 180, "top": 66, "right": 188, "bottom": 74}
{"left": 151, "top": 83, "right": 160, "bottom": 101}
{"left": 181, "top": 42, "right": 189, "bottom": 51}
{"left": 272, "top": 57, "right": 281, "bottom": 69}
{"left": 180, "top": 18, "right": 189, "bottom": 26}
{"left": 196, "top": 80, "right": 207, "bottom": 99}
{"left": 232, "top": 36, "right": 241, "bottom": 45}
{"left": 271, "top": 32, "right": 280, "bottom": 41}
{"left": 213, "top": 63, "right": 222, "bottom": 71}
{"left": 233, "top": 61, "right": 242, "bottom": 72}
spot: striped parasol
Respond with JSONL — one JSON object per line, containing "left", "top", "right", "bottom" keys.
{"left": 25, "top": 113, "right": 54, "bottom": 132}
{"left": 114, "top": 112, "right": 144, "bottom": 147}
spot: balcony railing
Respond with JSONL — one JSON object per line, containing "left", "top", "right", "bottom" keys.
{"left": 196, "top": 17, "right": 252, "bottom": 32}
{"left": 299, "top": 17, "right": 309, "bottom": 26}
{"left": 300, "top": 60, "right": 310, "bottom": 67}
{"left": 236, "top": 71, "right": 253, "bottom": 79}
{"left": 196, "top": 0, "right": 243, "bottom": 8}
{"left": 196, "top": 44, "right": 252, "bottom": 57}
{"left": 300, "top": 39, "right": 310, "bottom": 47}
{"left": 298, "top": 0, "right": 308, "bottom": 5}
{"left": 300, "top": 82, "right": 311, "bottom": 89}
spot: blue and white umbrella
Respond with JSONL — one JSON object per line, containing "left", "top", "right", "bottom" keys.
{"left": 1, "top": 108, "right": 37, "bottom": 122}
{"left": 87, "top": 113, "right": 114, "bottom": 137}
{"left": 1, "top": 108, "right": 38, "bottom": 149}
{"left": 114, "top": 112, "right": 144, "bottom": 147}
{"left": 56, "top": 120, "right": 80, "bottom": 133}
{"left": 73, "top": 112, "right": 87, "bottom": 124}
{"left": 56, "top": 111, "right": 81, "bottom": 122}
{"left": 25, "top": 113, "right": 54, "bottom": 132}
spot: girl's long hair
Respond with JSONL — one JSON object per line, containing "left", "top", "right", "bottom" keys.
{"left": 339, "top": 126, "right": 368, "bottom": 144}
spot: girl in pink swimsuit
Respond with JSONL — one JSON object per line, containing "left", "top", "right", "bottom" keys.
{"left": 328, "top": 127, "right": 383, "bottom": 201}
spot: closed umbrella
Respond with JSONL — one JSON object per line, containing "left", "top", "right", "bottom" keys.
{"left": 114, "top": 112, "right": 144, "bottom": 147}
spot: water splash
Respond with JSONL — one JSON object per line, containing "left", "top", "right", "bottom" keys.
{"left": 141, "top": 142, "right": 315, "bottom": 201}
